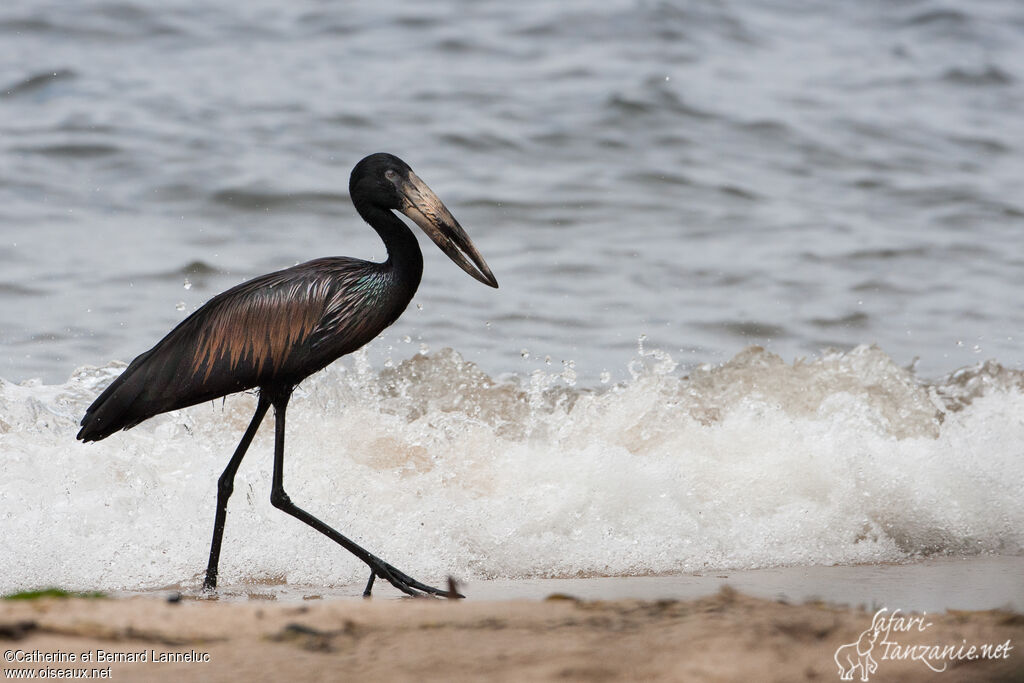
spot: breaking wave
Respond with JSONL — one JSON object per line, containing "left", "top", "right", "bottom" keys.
{"left": 1, "top": 343, "right": 1022, "bottom": 594}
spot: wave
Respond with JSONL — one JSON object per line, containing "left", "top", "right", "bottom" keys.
{"left": 1, "top": 344, "right": 1022, "bottom": 593}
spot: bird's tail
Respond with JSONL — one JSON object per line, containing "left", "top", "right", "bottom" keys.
{"left": 76, "top": 353, "right": 156, "bottom": 442}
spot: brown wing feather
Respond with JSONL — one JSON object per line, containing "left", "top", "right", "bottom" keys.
{"left": 77, "top": 258, "right": 390, "bottom": 441}
{"left": 190, "top": 278, "right": 334, "bottom": 381}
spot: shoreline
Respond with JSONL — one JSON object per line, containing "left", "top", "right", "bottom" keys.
{"left": 3, "top": 586, "right": 1021, "bottom": 682}
{"left": 119, "top": 554, "right": 1024, "bottom": 612}
{"left": 4, "top": 556, "right": 1021, "bottom": 681}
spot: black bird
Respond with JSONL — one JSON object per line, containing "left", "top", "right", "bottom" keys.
{"left": 77, "top": 153, "right": 498, "bottom": 597}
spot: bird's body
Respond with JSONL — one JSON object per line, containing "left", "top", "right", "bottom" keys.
{"left": 77, "top": 153, "right": 497, "bottom": 597}
{"left": 78, "top": 256, "right": 414, "bottom": 441}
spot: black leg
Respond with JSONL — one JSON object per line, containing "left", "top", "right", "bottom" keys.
{"left": 202, "top": 394, "right": 271, "bottom": 591}
{"left": 267, "top": 393, "right": 460, "bottom": 598}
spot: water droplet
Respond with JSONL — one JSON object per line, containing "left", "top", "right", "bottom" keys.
{"left": 175, "top": 301, "right": 186, "bottom": 311}
{"left": 544, "top": 355, "right": 551, "bottom": 365}
{"left": 600, "top": 371, "right": 611, "bottom": 384}
{"left": 485, "top": 321, "right": 492, "bottom": 328}
{"left": 183, "top": 279, "right": 192, "bottom": 290}
{"left": 972, "top": 345, "right": 981, "bottom": 354}
{"left": 401, "top": 335, "right": 411, "bottom": 343}
{"left": 416, "top": 303, "right": 423, "bottom": 310}
{"left": 520, "top": 348, "right": 530, "bottom": 359}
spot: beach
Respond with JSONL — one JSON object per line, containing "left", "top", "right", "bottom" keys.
{"left": 2, "top": 589, "right": 1020, "bottom": 682}
{"left": 3, "top": 558, "right": 1022, "bottom": 682}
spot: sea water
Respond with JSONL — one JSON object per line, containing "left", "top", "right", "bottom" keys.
{"left": 1, "top": 0, "right": 1023, "bottom": 592}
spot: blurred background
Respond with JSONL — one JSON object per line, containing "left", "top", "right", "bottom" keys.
{"left": 1, "top": 0, "right": 1022, "bottom": 386}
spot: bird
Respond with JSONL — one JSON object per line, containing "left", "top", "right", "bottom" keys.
{"left": 77, "top": 153, "right": 498, "bottom": 598}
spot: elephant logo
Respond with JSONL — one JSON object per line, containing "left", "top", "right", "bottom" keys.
{"left": 834, "top": 625, "right": 881, "bottom": 681}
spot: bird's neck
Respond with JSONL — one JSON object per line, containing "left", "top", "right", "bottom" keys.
{"left": 356, "top": 202, "right": 424, "bottom": 288}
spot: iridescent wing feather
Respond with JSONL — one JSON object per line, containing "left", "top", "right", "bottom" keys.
{"left": 77, "top": 258, "right": 403, "bottom": 441}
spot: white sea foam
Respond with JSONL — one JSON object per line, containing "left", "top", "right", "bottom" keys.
{"left": 1, "top": 344, "right": 1022, "bottom": 594}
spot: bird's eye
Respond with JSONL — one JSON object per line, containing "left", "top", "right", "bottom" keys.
{"left": 384, "top": 169, "right": 398, "bottom": 181}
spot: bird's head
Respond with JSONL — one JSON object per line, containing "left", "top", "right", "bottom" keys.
{"left": 350, "top": 153, "right": 498, "bottom": 288}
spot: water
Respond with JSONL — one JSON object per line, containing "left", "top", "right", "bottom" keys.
{"left": 1, "top": 1, "right": 1023, "bottom": 592}
{"left": 3, "top": 344, "right": 1023, "bottom": 593}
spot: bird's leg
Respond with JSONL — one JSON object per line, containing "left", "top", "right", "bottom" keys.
{"left": 362, "top": 571, "right": 376, "bottom": 598}
{"left": 203, "top": 394, "right": 271, "bottom": 592}
{"left": 267, "top": 393, "right": 459, "bottom": 598}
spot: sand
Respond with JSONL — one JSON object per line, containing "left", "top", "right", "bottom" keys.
{"left": 2, "top": 574, "right": 1022, "bottom": 682}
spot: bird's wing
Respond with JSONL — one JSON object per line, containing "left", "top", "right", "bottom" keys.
{"left": 307, "top": 268, "right": 398, "bottom": 355}
{"left": 77, "top": 259, "right": 373, "bottom": 441}
{"left": 186, "top": 269, "right": 336, "bottom": 383}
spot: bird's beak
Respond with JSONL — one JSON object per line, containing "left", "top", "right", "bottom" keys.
{"left": 398, "top": 172, "right": 498, "bottom": 288}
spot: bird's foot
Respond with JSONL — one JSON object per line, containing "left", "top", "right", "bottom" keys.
{"left": 363, "top": 558, "right": 463, "bottom": 599}
{"left": 201, "top": 570, "right": 218, "bottom": 594}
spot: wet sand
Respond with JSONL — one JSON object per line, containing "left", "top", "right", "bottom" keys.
{"left": 189, "top": 555, "right": 1024, "bottom": 612}
{"left": 2, "top": 558, "right": 1021, "bottom": 682}
{"left": 456, "top": 555, "right": 1024, "bottom": 612}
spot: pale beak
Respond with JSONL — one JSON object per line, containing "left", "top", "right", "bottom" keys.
{"left": 397, "top": 172, "right": 498, "bottom": 288}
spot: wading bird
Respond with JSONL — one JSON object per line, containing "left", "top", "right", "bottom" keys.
{"left": 77, "top": 153, "right": 498, "bottom": 597}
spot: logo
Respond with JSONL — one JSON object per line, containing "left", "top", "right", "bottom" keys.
{"left": 832, "top": 608, "right": 1013, "bottom": 681}
{"left": 834, "top": 624, "right": 880, "bottom": 681}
